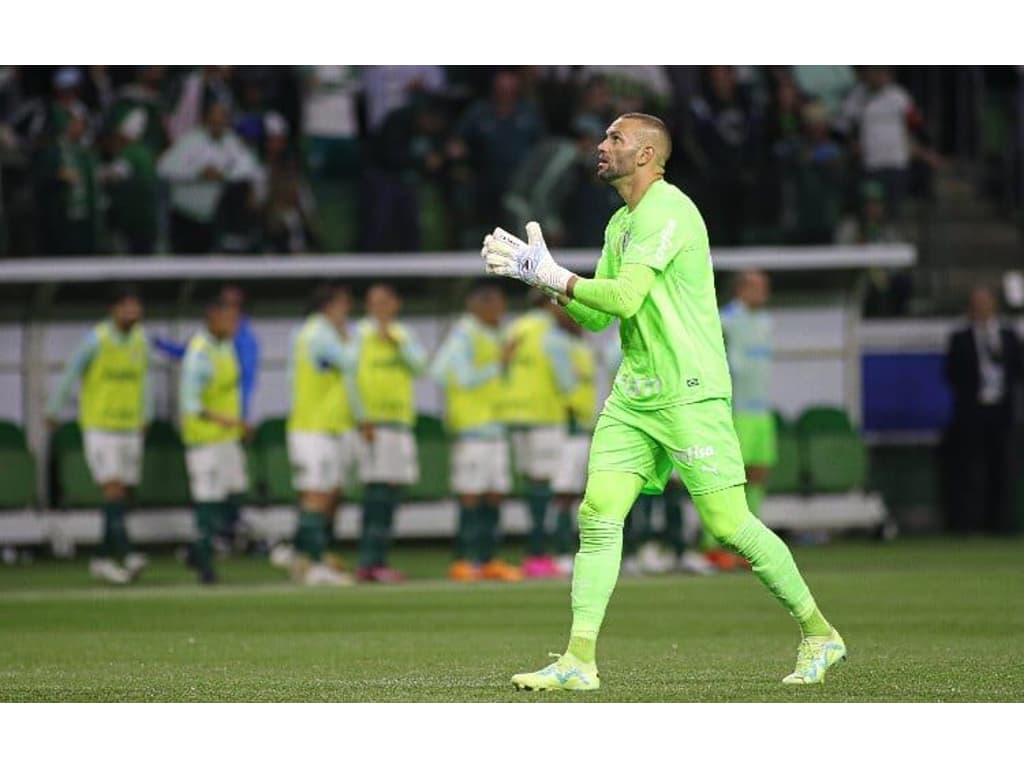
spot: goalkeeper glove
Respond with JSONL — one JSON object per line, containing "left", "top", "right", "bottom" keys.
{"left": 481, "top": 221, "right": 575, "bottom": 294}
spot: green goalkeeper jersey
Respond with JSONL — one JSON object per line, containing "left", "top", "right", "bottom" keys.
{"left": 600, "top": 179, "right": 731, "bottom": 410}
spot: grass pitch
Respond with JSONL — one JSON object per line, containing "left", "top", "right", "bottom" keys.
{"left": 0, "top": 538, "right": 1021, "bottom": 702}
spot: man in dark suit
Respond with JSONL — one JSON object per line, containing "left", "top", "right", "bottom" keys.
{"left": 944, "top": 286, "right": 1022, "bottom": 533}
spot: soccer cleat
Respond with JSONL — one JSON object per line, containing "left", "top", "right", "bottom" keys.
{"left": 677, "top": 550, "right": 718, "bottom": 575}
{"left": 554, "top": 555, "right": 574, "bottom": 576}
{"left": 637, "top": 542, "right": 675, "bottom": 574}
{"left": 448, "top": 560, "right": 482, "bottom": 582}
{"left": 124, "top": 552, "right": 149, "bottom": 579}
{"left": 304, "top": 562, "right": 354, "bottom": 587}
{"left": 355, "top": 565, "right": 404, "bottom": 583}
{"left": 269, "top": 543, "right": 296, "bottom": 569}
{"left": 522, "top": 555, "right": 560, "bottom": 579}
{"left": 782, "top": 629, "right": 847, "bottom": 685}
{"left": 89, "top": 558, "right": 132, "bottom": 585}
{"left": 512, "top": 652, "right": 600, "bottom": 692}
{"left": 704, "top": 548, "right": 745, "bottom": 571}
{"left": 480, "top": 559, "right": 523, "bottom": 582}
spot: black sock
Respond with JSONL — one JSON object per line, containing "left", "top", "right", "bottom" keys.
{"left": 662, "top": 483, "right": 686, "bottom": 556}
{"left": 193, "top": 502, "right": 220, "bottom": 574}
{"left": 359, "top": 484, "right": 390, "bottom": 569}
{"left": 553, "top": 504, "right": 576, "bottom": 555}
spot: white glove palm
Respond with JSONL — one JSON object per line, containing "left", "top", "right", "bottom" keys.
{"left": 481, "top": 221, "right": 574, "bottom": 294}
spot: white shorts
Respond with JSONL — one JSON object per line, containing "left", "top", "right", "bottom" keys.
{"left": 83, "top": 429, "right": 143, "bottom": 486}
{"left": 287, "top": 430, "right": 360, "bottom": 493}
{"left": 358, "top": 425, "right": 419, "bottom": 486}
{"left": 511, "top": 425, "right": 566, "bottom": 482}
{"left": 451, "top": 436, "right": 511, "bottom": 496}
{"left": 551, "top": 434, "right": 591, "bottom": 495}
{"left": 186, "top": 440, "right": 249, "bottom": 503}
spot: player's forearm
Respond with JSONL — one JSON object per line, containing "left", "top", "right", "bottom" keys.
{"left": 567, "top": 263, "right": 657, "bottom": 320}
{"left": 564, "top": 300, "right": 616, "bottom": 333}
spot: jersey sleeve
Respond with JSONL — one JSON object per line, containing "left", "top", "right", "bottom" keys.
{"left": 179, "top": 348, "right": 212, "bottom": 416}
{"left": 46, "top": 330, "right": 99, "bottom": 418}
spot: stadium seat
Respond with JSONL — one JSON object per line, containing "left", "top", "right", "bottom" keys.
{"left": 136, "top": 421, "right": 190, "bottom": 507}
{"left": 51, "top": 422, "right": 104, "bottom": 508}
{"left": 0, "top": 447, "right": 36, "bottom": 508}
{"left": 406, "top": 414, "right": 450, "bottom": 501}
{"left": 0, "top": 420, "right": 28, "bottom": 450}
{"left": 765, "top": 413, "right": 803, "bottom": 494}
{"left": 795, "top": 406, "right": 855, "bottom": 436}
{"left": 803, "top": 433, "right": 868, "bottom": 493}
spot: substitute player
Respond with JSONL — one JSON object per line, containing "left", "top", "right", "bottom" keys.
{"left": 281, "top": 282, "right": 360, "bottom": 587}
{"left": 431, "top": 280, "right": 521, "bottom": 582}
{"left": 549, "top": 306, "right": 594, "bottom": 575}
{"left": 180, "top": 293, "right": 248, "bottom": 584}
{"left": 504, "top": 291, "right": 576, "bottom": 578}
{"left": 720, "top": 270, "right": 776, "bottom": 521}
{"left": 353, "top": 283, "right": 428, "bottom": 583}
{"left": 482, "top": 113, "right": 845, "bottom": 689}
{"left": 46, "top": 284, "right": 151, "bottom": 585}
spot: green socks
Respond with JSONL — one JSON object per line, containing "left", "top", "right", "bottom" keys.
{"left": 553, "top": 504, "right": 575, "bottom": 555}
{"left": 295, "top": 510, "right": 328, "bottom": 562}
{"left": 567, "top": 635, "right": 596, "bottom": 664}
{"left": 745, "top": 483, "right": 765, "bottom": 519}
{"left": 455, "top": 501, "right": 477, "bottom": 561}
{"left": 526, "top": 481, "right": 552, "bottom": 557}
{"left": 478, "top": 501, "right": 500, "bottom": 563}
{"left": 570, "top": 513, "right": 625, "bottom": 646}
{"left": 360, "top": 484, "right": 399, "bottom": 568}
{"left": 101, "top": 501, "right": 130, "bottom": 560}
{"left": 193, "top": 502, "right": 220, "bottom": 573}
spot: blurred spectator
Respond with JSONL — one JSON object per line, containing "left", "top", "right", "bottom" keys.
{"left": 262, "top": 112, "right": 319, "bottom": 253}
{"left": 301, "top": 66, "right": 361, "bottom": 251}
{"left": 33, "top": 101, "right": 99, "bottom": 254}
{"left": 944, "top": 286, "right": 1022, "bottom": 533}
{"left": 836, "top": 66, "right": 942, "bottom": 224}
{"left": 791, "top": 65, "right": 856, "bottom": 119}
{"left": 573, "top": 75, "right": 615, "bottom": 130}
{"left": 836, "top": 180, "right": 900, "bottom": 244}
{"left": 302, "top": 65, "right": 360, "bottom": 179}
{"left": 502, "top": 115, "right": 620, "bottom": 247}
{"left": 448, "top": 70, "right": 544, "bottom": 243}
{"left": 168, "top": 66, "right": 234, "bottom": 142}
{"left": 107, "top": 66, "right": 169, "bottom": 156}
{"left": 157, "top": 100, "right": 264, "bottom": 254}
{"left": 784, "top": 102, "right": 844, "bottom": 243}
{"left": 362, "top": 66, "right": 446, "bottom": 134}
{"left": 687, "top": 65, "right": 762, "bottom": 245}
{"left": 98, "top": 108, "right": 159, "bottom": 254}
{"left": 580, "top": 66, "right": 672, "bottom": 114}
{"left": 362, "top": 95, "right": 451, "bottom": 251}
{"left": 81, "top": 66, "right": 115, "bottom": 115}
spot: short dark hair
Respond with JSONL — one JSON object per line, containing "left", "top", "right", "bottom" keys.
{"left": 109, "top": 282, "right": 141, "bottom": 305}
{"left": 309, "top": 281, "right": 350, "bottom": 314}
{"left": 618, "top": 112, "right": 672, "bottom": 164}
{"left": 467, "top": 276, "right": 505, "bottom": 301}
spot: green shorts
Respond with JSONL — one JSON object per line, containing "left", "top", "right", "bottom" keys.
{"left": 733, "top": 411, "right": 778, "bottom": 467}
{"left": 589, "top": 396, "right": 747, "bottom": 497}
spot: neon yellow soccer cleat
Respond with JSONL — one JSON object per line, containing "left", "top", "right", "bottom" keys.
{"left": 511, "top": 652, "right": 600, "bottom": 692}
{"left": 783, "top": 628, "right": 847, "bottom": 685}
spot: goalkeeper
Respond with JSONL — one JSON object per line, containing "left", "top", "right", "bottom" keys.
{"left": 482, "top": 112, "right": 845, "bottom": 690}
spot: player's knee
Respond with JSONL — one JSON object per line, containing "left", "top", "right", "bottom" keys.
{"left": 693, "top": 485, "right": 750, "bottom": 543}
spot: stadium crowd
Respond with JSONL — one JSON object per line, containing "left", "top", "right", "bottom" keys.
{"left": 0, "top": 65, "right": 941, "bottom": 257}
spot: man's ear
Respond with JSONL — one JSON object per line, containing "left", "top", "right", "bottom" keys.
{"left": 636, "top": 145, "right": 655, "bottom": 167}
